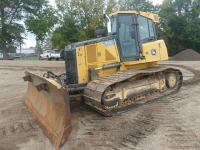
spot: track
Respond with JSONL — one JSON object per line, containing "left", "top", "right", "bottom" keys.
{"left": 84, "top": 66, "right": 183, "bottom": 116}
{"left": 0, "top": 60, "right": 200, "bottom": 150}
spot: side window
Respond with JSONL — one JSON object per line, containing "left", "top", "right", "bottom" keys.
{"left": 138, "top": 16, "right": 149, "bottom": 40}
{"left": 138, "top": 16, "right": 156, "bottom": 41}
{"left": 148, "top": 19, "right": 155, "bottom": 37}
{"left": 111, "top": 16, "right": 117, "bottom": 34}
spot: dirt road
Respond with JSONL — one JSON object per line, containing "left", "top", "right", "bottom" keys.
{"left": 0, "top": 60, "right": 200, "bottom": 150}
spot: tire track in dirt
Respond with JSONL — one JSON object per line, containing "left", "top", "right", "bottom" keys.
{"left": 137, "top": 77, "right": 200, "bottom": 150}
{"left": 64, "top": 65, "right": 200, "bottom": 150}
{"left": 0, "top": 119, "right": 39, "bottom": 150}
{"left": 64, "top": 99, "right": 161, "bottom": 150}
{"left": 0, "top": 96, "right": 40, "bottom": 149}
{"left": 153, "top": 91, "right": 200, "bottom": 150}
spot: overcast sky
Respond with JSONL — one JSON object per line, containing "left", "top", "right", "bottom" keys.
{"left": 23, "top": 0, "right": 163, "bottom": 48}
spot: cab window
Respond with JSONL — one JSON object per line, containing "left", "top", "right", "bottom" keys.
{"left": 138, "top": 16, "right": 156, "bottom": 42}
{"left": 118, "top": 15, "right": 137, "bottom": 58}
{"left": 148, "top": 19, "right": 155, "bottom": 37}
{"left": 111, "top": 16, "right": 117, "bottom": 34}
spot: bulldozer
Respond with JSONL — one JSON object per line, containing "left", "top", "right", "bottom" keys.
{"left": 23, "top": 11, "right": 183, "bottom": 150}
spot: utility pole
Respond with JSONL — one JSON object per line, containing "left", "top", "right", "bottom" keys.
{"left": 20, "top": 42, "right": 22, "bottom": 54}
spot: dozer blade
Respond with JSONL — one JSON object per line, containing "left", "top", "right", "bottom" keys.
{"left": 23, "top": 71, "right": 72, "bottom": 150}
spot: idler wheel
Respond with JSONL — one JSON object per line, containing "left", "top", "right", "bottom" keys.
{"left": 166, "top": 72, "right": 177, "bottom": 88}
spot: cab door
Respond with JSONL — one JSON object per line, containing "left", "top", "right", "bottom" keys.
{"left": 117, "top": 14, "right": 139, "bottom": 61}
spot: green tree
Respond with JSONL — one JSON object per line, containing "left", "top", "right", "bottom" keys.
{"left": 51, "top": 16, "right": 80, "bottom": 49}
{"left": 25, "top": 2, "right": 58, "bottom": 44}
{"left": 105, "top": 0, "right": 118, "bottom": 14}
{"left": 0, "top": 0, "right": 45, "bottom": 55}
{"left": 119, "top": 0, "right": 159, "bottom": 12}
{"left": 52, "top": 0, "right": 105, "bottom": 49}
{"left": 159, "top": 0, "right": 200, "bottom": 56}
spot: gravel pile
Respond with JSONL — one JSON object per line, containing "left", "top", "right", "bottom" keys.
{"left": 170, "top": 49, "right": 200, "bottom": 61}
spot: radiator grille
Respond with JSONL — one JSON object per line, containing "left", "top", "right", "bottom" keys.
{"left": 65, "top": 49, "right": 78, "bottom": 84}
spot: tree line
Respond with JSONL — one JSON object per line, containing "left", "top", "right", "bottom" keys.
{"left": 0, "top": 0, "right": 200, "bottom": 56}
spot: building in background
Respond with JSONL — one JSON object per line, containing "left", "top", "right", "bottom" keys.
{"left": 16, "top": 47, "right": 35, "bottom": 55}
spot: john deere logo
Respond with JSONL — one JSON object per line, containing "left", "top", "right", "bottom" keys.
{"left": 151, "top": 49, "right": 156, "bottom": 55}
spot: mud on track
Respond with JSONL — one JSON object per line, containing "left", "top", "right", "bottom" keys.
{"left": 0, "top": 60, "right": 200, "bottom": 150}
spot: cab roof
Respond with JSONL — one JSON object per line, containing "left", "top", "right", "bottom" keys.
{"left": 109, "top": 10, "right": 159, "bottom": 23}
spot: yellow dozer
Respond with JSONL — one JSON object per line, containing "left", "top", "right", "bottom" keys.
{"left": 23, "top": 11, "right": 183, "bottom": 149}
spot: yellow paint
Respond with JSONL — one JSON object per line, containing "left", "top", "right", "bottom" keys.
{"left": 158, "top": 40, "right": 168, "bottom": 60}
{"left": 121, "top": 61, "right": 158, "bottom": 70}
{"left": 98, "top": 67, "right": 119, "bottom": 77}
{"left": 109, "top": 11, "right": 159, "bottom": 23}
{"left": 97, "top": 42, "right": 120, "bottom": 64}
{"left": 76, "top": 46, "right": 89, "bottom": 83}
{"left": 76, "top": 41, "right": 120, "bottom": 83}
{"left": 142, "top": 40, "right": 168, "bottom": 62}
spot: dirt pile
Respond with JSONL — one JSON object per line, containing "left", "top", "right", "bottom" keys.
{"left": 170, "top": 49, "right": 200, "bottom": 61}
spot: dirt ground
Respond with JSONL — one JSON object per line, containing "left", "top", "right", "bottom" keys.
{"left": 0, "top": 60, "right": 200, "bottom": 150}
